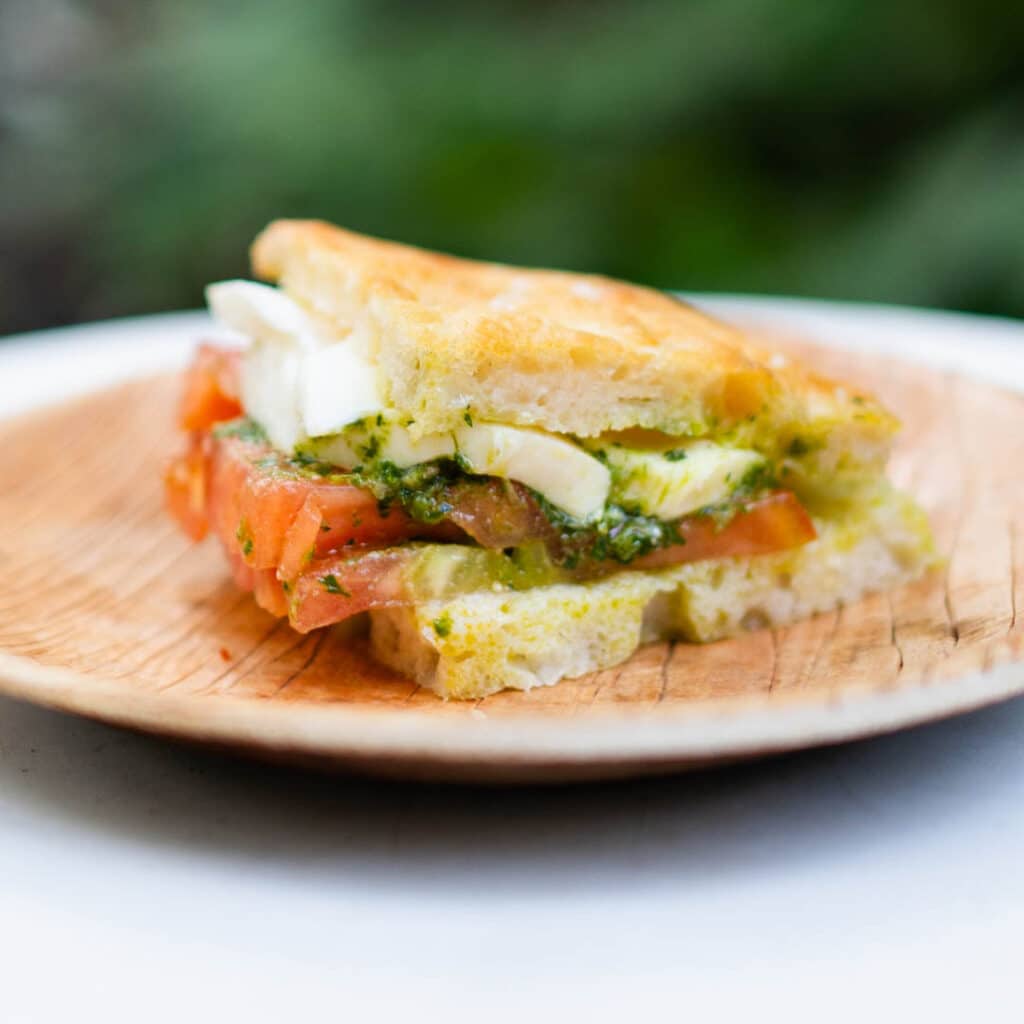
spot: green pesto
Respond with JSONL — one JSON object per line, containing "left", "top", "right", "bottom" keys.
{"left": 531, "top": 495, "right": 683, "bottom": 565}
{"left": 785, "top": 436, "right": 815, "bottom": 457}
{"left": 213, "top": 417, "right": 268, "bottom": 444}
{"left": 348, "top": 458, "right": 460, "bottom": 524}
{"left": 361, "top": 434, "right": 381, "bottom": 460}
{"left": 352, "top": 456, "right": 703, "bottom": 567}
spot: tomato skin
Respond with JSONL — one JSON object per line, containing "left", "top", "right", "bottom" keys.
{"left": 634, "top": 491, "right": 816, "bottom": 570}
{"left": 179, "top": 344, "right": 243, "bottom": 432}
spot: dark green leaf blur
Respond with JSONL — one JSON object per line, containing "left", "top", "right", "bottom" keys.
{"left": 2, "top": 0, "right": 1023, "bottom": 333}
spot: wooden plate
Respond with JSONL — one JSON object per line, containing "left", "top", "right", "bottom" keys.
{"left": 2, "top": 313, "right": 1023, "bottom": 782}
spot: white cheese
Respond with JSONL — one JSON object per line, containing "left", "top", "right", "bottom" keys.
{"left": 239, "top": 343, "right": 305, "bottom": 452}
{"left": 300, "top": 336, "right": 383, "bottom": 438}
{"left": 306, "top": 419, "right": 456, "bottom": 472}
{"left": 603, "top": 441, "right": 764, "bottom": 520}
{"left": 206, "top": 280, "right": 324, "bottom": 350}
{"left": 455, "top": 423, "right": 609, "bottom": 520}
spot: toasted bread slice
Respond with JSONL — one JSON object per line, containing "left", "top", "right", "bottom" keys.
{"left": 369, "top": 487, "right": 934, "bottom": 700}
{"left": 250, "top": 221, "right": 895, "bottom": 480}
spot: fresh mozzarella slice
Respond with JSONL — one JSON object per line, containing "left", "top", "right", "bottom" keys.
{"left": 455, "top": 423, "right": 610, "bottom": 520}
{"left": 300, "top": 340, "right": 383, "bottom": 438}
{"left": 206, "top": 280, "right": 323, "bottom": 350}
{"left": 209, "top": 281, "right": 385, "bottom": 438}
{"left": 240, "top": 343, "right": 304, "bottom": 452}
{"left": 604, "top": 441, "right": 764, "bottom": 519}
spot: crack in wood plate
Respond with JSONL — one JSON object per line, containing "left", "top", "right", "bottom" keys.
{"left": 1, "top": 333, "right": 1023, "bottom": 782}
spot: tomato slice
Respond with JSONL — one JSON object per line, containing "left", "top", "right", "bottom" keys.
{"left": 634, "top": 491, "right": 816, "bottom": 570}
{"left": 167, "top": 423, "right": 428, "bottom": 578}
{"left": 252, "top": 567, "right": 289, "bottom": 618}
{"left": 179, "top": 344, "right": 243, "bottom": 432}
{"left": 163, "top": 433, "right": 211, "bottom": 540}
{"left": 230, "top": 450, "right": 415, "bottom": 572}
{"left": 287, "top": 549, "right": 412, "bottom": 632}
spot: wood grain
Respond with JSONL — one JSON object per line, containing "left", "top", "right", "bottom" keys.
{"left": 0, "top": 337, "right": 1022, "bottom": 780}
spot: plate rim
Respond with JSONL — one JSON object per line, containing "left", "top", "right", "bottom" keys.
{"left": 0, "top": 649, "right": 1021, "bottom": 766}
{"left": 3, "top": 298, "right": 1024, "bottom": 769}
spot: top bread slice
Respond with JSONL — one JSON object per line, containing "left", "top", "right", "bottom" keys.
{"left": 251, "top": 220, "right": 896, "bottom": 473}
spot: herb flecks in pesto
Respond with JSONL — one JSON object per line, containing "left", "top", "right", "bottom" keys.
{"left": 361, "top": 434, "right": 381, "bottom": 460}
{"left": 320, "top": 574, "right": 351, "bottom": 596}
{"left": 351, "top": 459, "right": 463, "bottom": 525}
{"left": 532, "top": 495, "right": 682, "bottom": 565}
{"left": 235, "top": 518, "right": 254, "bottom": 556}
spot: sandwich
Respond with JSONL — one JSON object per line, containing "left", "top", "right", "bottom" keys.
{"left": 164, "top": 220, "right": 935, "bottom": 699}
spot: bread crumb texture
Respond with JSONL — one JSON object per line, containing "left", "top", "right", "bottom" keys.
{"left": 252, "top": 220, "right": 895, "bottom": 474}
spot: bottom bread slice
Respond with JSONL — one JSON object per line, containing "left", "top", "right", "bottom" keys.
{"left": 369, "top": 488, "right": 935, "bottom": 700}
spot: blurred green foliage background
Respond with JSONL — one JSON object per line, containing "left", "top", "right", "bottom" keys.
{"left": 2, "top": 0, "right": 1023, "bottom": 334}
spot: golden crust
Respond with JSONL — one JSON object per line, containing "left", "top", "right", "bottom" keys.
{"left": 251, "top": 220, "right": 895, "bottom": 460}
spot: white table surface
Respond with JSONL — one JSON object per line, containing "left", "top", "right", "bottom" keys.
{"left": 2, "top": 299, "right": 1023, "bottom": 1023}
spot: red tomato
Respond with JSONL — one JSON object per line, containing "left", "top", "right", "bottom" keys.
{"left": 635, "top": 491, "right": 816, "bottom": 570}
{"left": 287, "top": 548, "right": 412, "bottom": 632}
{"left": 278, "top": 494, "right": 324, "bottom": 581}
{"left": 252, "top": 567, "right": 289, "bottom": 618}
{"left": 179, "top": 344, "right": 243, "bottom": 432}
{"left": 232, "top": 453, "right": 415, "bottom": 573}
{"left": 163, "top": 433, "right": 211, "bottom": 540}
{"left": 167, "top": 424, "right": 421, "bottom": 578}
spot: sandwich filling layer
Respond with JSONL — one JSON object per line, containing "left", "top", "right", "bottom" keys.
{"left": 166, "top": 330, "right": 824, "bottom": 634}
